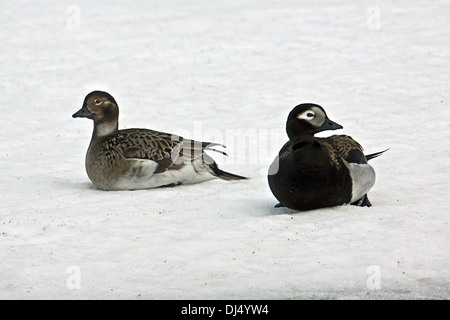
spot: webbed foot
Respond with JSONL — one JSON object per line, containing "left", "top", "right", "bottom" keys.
{"left": 351, "top": 194, "right": 372, "bottom": 207}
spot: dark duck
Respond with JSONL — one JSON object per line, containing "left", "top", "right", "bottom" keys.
{"left": 268, "top": 103, "right": 387, "bottom": 211}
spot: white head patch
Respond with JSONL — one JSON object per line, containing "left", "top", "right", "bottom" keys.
{"left": 296, "top": 106, "right": 326, "bottom": 127}
{"left": 297, "top": 109, "right": 316, "bottom": 121}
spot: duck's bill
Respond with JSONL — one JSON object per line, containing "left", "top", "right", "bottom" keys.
{"left": 317, "top": 119, "right": 343, "bottom": 132}
{"left": 72, "top": 106, "right": 94, "bottom": 119}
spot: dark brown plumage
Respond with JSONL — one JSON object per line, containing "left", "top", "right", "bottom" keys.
{"left": 268, "top": 103, "right": 386, "bottom": 210}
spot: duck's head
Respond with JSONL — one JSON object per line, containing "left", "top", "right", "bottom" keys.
{"left": 72, "top": 91, "right": 119, "bottom": 122}
{"left": 73, "top": 91, "right": 120, "bottom": 137}
{"left": 286, "top": 103, "right": 343, "bottom": 141}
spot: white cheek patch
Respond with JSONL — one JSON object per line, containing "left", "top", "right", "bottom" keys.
{"left": 345, "top": 162, "right": 376, "bottom": 202}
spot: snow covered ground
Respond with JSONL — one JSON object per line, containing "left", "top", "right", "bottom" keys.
{"left": 1, "top": 0, "right": 449, "bottom": 299}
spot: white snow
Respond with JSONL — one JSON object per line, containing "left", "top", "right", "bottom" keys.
{"left": 1, "top": 0, "right": 449, "bottom": 299}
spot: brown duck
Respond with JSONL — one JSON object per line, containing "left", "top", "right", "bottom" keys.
{"left": 73, "top": 91, "right": 246, "bottom": 190}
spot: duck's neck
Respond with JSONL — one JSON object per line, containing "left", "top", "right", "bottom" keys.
{"left": 289, "top": 134, "right": 315, "bottom": 149}
{"left": 93, "top": 120, "right": 118, "bottom": 138}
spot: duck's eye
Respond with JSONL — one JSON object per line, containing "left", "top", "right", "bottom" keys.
{"left": 297, "top": 110, "right": 316, "bottom": 121}
{"left": 94, "top": 99, "right": 102, "bottom": 105}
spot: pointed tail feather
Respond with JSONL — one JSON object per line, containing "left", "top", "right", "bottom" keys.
{"left": 203, "top": 142, "right": 228, "bottom": 156}
{"left": 180, "top": 140, "right": 229, "bottom": 158}
{"left": 207, "top": 160, "right": 248, "bottom": 180}
{"left": 205, "top": 147, "right": 228, "bottom": 156}
{"left": 366, "top": 148, "right": 389, "bottom": 161}
{"left": 212, "top": 168, "right": 248, "bottom": 181}
{"left": 201, "top": 153, "right": 248, "bottom": 180}
{"left": 202, "top": 141, "right": 226, "bottom": 149}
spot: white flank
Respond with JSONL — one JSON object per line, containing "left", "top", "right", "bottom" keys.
{"left": 114, "top": 159, "right": 214, "bottom": 190}
{"left": 346, "top": 162, "right": 376, "bottom": 203}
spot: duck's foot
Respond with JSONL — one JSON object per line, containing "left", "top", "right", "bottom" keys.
{"left": 274, "top": 202, "right": 285, "bottom": 208}
{"left": 351, "top": 194, "right": 372, "bottom": 207}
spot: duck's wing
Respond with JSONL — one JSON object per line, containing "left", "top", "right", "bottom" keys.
{"left": 322, "top": 135, "right": 389, "bottom": 163}
{"left": 116, "top": 129, "right": 226, "bottom": 173}
{"left": 320, "top": 135, "right": 367, "bottom": 165}
{"left": 318, "top": 135, "right": 376, "bottom": 204}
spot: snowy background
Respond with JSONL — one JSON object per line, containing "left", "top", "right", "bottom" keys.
{"left": 1, "top": 0, "right": 449, "bottom": 299}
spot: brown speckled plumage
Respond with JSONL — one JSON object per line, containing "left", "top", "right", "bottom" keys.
{"left": 73, "top": 91, "right": 246, "bottom": 190}
{"left": 318, "top": 135, "right": 364, "bottom": 168}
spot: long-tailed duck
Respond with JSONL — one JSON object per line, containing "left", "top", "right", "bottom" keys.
{"left": 268, "top": 103, "right": 386, "bottom": 210}
{"left": 73, "top": 91, "right": 246, "bottom": 190}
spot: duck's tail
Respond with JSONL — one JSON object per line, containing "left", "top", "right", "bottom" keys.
{"left": 202, "top": 153, "right": 248, "bottom": 181}
{"left": 202, "top": 141, "right": 228, "bottom": 156}
{"left": 365, "top": 148, "right": 389, "bottom": 161}
{"left": 212, "top": 166, "right": 248, "bottom": 181}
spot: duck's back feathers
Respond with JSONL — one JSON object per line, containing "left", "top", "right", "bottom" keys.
{"left": 109, "top": 128, "right": 229, "bottom": 174}
{"left": 318, "top": 135, "right": 366, "bottom": 165}
{"left": 277, "top": 134, "right": 365, "bottom": 166}
{"left": 117, "top": 129, "right": 177, "bottom": 161}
